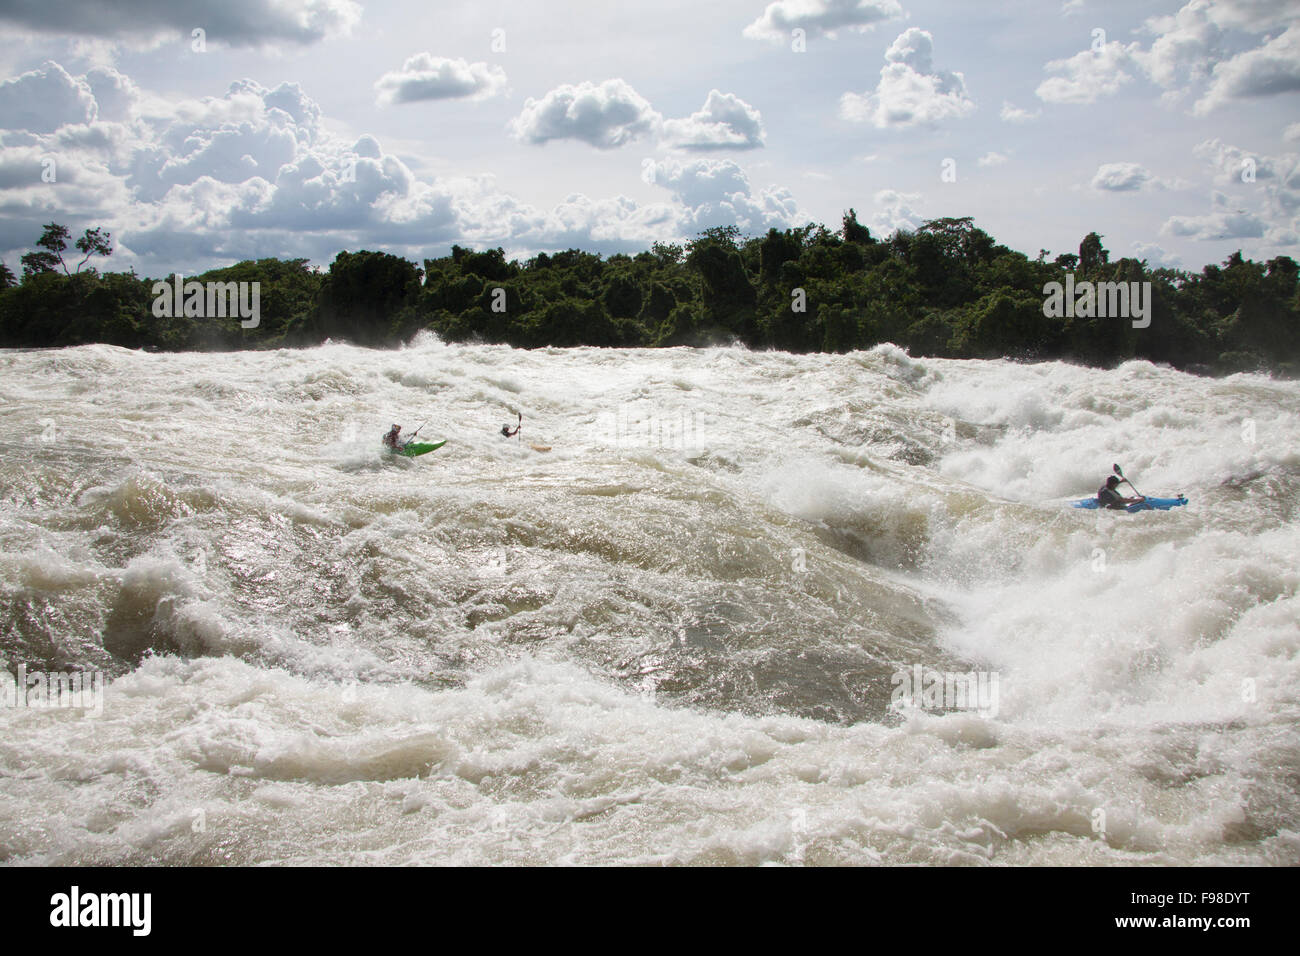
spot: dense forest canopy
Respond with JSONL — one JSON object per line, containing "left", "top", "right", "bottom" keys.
{"left": 1, "top": 212, "right": 1296, "bottom": 376}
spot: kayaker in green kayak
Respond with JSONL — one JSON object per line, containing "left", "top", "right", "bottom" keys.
{"left": 383, "top": 423, "right": 406, "bottom": 451}
{"left": 1097, "top": 475, "right": 1144, "bottom": 510}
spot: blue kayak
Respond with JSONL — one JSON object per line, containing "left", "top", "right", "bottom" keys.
{"left": 1073, "top": 495, "right": 1188, "bottom": 512}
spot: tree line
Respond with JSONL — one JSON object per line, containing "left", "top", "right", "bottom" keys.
{"left": 1, "top": 213, "right": 1296, "bottom": 375}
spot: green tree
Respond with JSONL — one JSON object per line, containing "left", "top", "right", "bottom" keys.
{"left": 314, "top": 250, "right": 422, "bottom": 345}
{"left": 841, "top": 208, "right": 873, "bottom": 245}
{"left": 1079, "top": 232, "right": 1108, "bottom": 275}
{"left": 73, "top": 227, "right": 113, "bottom": 272}
{"left": 21, "top": 223, "right": 72, "bottom": 277}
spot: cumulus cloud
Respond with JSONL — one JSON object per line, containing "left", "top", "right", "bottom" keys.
{"left": 743, "top": 0, "right": 903, "bottom": 42}
{"left": 374, "top": 54, "right": 507, "bottom": 106}
{"left": 660, "top": 89, "right": 765, "bottom": 150}
{"left": 1037, "top": 2, "right": 1300, "bottom": 112}
{"left": 1194, "top": 24, "right": 1300, "bottom": 114}
{"left": 841, "top": 28, "right": 975, "bottom": 128}
{"left": 510, "top": 79, "right": 661, "bottom": 149}
{"left": 1036, "top": 41, "right": 1140, "bottom": 104}
{"left": 1091, "top": 162, "right": 1153, "bottom": 191}
{"left": 1193, "top": 137, "right": 1285, "bottom": 185}
{"left": 511, "top": 81, "right": 767, "bottom": 153}
{"left": 1162, "top": 193, "right": 1269, "bottom": 240}
{"left": 871, "top": 188, "right": 924, "bottom": 234}
{"left": 0, "top": 63, "right": 799, "bottom": 272}
{"left": 1138, "top": 0, "right": 1220, "bottom": 90}
{"left": 1162, "top": 134, "right": 1300, "bottom": 246}
{"left": 84, "top": 67, "right": 140, "bottom": 123}
{"left": 1131, "top": 241, "right": 1183, "bottom": 267}
{"left": 1192, "top": 139, "right": 1300, "bottom": 234}
{"left": 646, "top": 157, "right": 798, "bottom": 231}
{"left": 999, "top": 100, "right": 1040, "bottom": 123}
{"left": 1201, "top": 0, "right": 1300, "bottom": 34}
{"left": 0, "top": 0, "right": 361, "bottom": 47}
{"left": 0, "top": 61, "right": 97, "bottom": 133}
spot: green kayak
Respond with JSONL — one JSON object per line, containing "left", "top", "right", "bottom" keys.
{"left": 391, "top": 440, "right": 446, "bottom": 457}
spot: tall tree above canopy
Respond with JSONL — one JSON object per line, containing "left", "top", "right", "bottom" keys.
{"left": 74, "top": 227, "right": 113, "bottom": 272}
{"left": 841, "top": 208, "right": 873, "bottom": 245}
{"left": 20, "top": 223, "right": 113, "bottom": 277}
{"left": 21, "top": 223, "right": 71, "bottom": 277}
{"left": 1079, "top": 232, "right": 1109, "bottom": 275}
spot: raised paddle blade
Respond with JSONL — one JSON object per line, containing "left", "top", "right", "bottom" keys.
{"left": 1113, "top": 463, "right": 1123, "bottom": 477}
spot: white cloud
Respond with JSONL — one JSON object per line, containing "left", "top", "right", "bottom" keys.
{"left": 510, "top": 79, "right": 661, "bottom": 149}
{"left": 84, "top": 67, "right": 140, "bottom": 123}
{"left": 1036, "top": 41, "right": 1141, "bottom": 104}
{"left": 0, "top": 63, "right": 800, "bottom": 271}
{"left": 1183, "top": 139, "right": 1300, "bottom": 241}
{"left": 1131, "top": 241, "right": 1183, "bottom": 267}
{"left": 660, "top": 89, "right": 765, "bottom": 150}
{"left": 0, "top": 61, "right": 97, "bottom": 133}
{"left": 871, "top": 188, "right": 924, "bottom": 234}
{"left": 1285, "top": 122, "right": 1300, "bottom": 144}
{"left": 651, "top": 157, "right": 749, "bottom": 206}
{"left": 1194, "top": 24, "right": 1300, "bottom": 114}
{"left": 999, "top": 100, "right": 1040, "bottom": 123}
{"left": 1161, "top": 145, "right": 1299, "bottom": 246}
{"left": 1194, "top": 137, "right": 1284, "bottom": 185}
{"left": 743, "top": 0, "right": 903, "bottom": 42}
{"left": 1138, "top": 0, "right": 1220, "bottom": 90}
{"left": 1200, "top": 0, "right": 1300, "bottom": 34}
{"left": 977, "top": 151, "right": 1008, "bottom": 167}
{"left": 647, "top": 156, "right": 798, "bottom": 232}
{"left": 1091, "top": 162, "right": 1153, "bottom": 191}
{"left": 511, "top": 82, "right": 767, "bottom": 153}
{"left": 374, "top": 54, "right": 507, "bottom": 106}
{"left": 0, "top": 0, "right": 361, "bottom": 47}
{"left": 1163, "top": 194, "right": 1269, "bottom": 240}
{"left": 1038, "top": 2, "right": 1300, "bottom": 113}
{"left": 841, "top": 28, "right": 975, "bottom": 128}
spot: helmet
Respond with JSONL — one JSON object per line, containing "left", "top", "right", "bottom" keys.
{"left": 1106, "top": 476, "right": 1120, "bottom": 488}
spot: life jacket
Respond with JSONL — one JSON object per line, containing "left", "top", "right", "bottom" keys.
{"left": 1097, "top": 483, "right": 1123, "bottom": 508}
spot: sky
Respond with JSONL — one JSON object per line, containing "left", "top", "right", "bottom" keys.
{"left": 0, "top": 0, "right": 1297, "bottom": 277}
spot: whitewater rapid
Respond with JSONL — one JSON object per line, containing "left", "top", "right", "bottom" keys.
{"left": 0, "top": 337, "right": 1296, "bottom": 865}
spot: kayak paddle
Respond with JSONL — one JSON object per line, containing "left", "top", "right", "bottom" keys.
{"left": 1112, "top": 463, "right": 1143, "bottom": 498}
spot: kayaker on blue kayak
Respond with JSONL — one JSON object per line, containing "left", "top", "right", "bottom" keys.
{"left": 1098, "top": 475, "right": 1144, "bottom": 509}
{"left": 383, "top": 423, "right": 405, "bottom": 451}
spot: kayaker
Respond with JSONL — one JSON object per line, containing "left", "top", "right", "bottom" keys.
{"left": 501, "top": 413, "right": 521, "bottom": 439}
{"left": 1097, "top": 475, "right": 1144, "bottom": 509}
{"left": 383, "top": 423, "right": 404, "bottom": 450}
